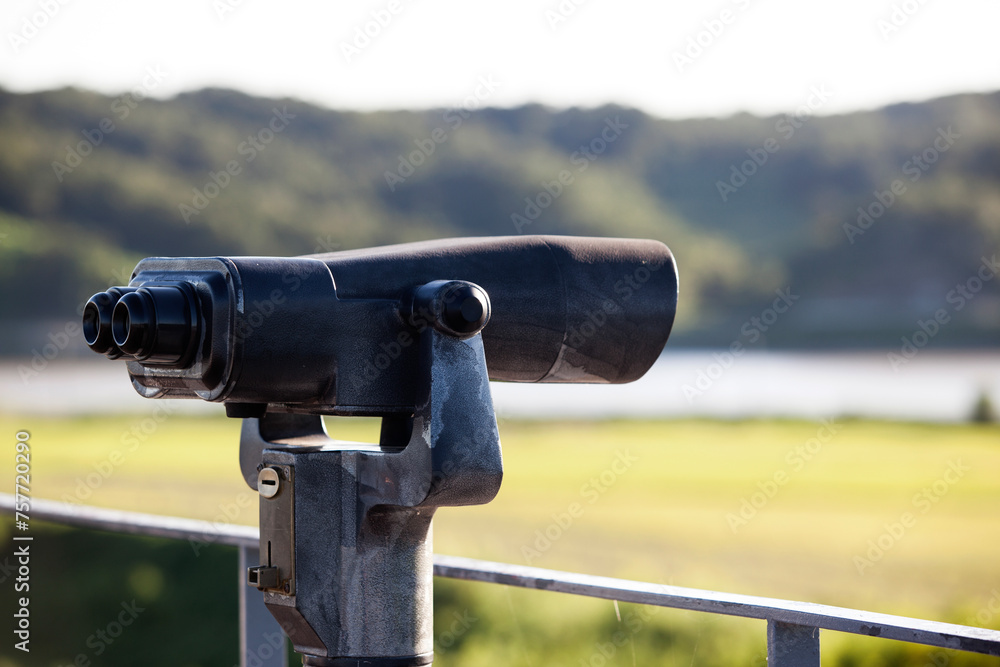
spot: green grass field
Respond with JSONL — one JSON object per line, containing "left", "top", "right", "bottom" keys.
{"left": 2, "top": 414, "right": 998, "bottom": 666}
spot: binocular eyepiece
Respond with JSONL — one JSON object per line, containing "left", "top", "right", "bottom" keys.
{"left": 84, "top": 285, "right": 200, "bottom": 365}
{"left": 82, "top": 235, "right": 678, "bottom": 416}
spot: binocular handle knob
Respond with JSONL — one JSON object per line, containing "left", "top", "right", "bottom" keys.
{"left": 407, "top": 280, "right": 491, "bottom": 339}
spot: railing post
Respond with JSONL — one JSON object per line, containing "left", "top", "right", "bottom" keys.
{"left": 239, "top": 545, "right": 288, "bottom": 667}
{"left": 767, "top": 619, "right": 820, "bottom": 667}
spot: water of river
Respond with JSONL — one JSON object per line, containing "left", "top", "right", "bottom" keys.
{"left": 2, "top": 350, "right": 998, "bottom": 422}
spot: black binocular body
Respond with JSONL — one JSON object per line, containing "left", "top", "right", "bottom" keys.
{"left": 83, "top": 235, "right": 678, "bottom": 417}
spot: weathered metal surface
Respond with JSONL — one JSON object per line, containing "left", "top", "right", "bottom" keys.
{"left": 247, "top": 329, "right": 503, "bottom": 664}
{"left": 768, "top": 620, "right": 820, "bottom": 667}
{"left": 253, "top": 464, "right": 294, "bottom": 595}
{"left": 432, "top": 555, "right": 1000, "bottom": 656}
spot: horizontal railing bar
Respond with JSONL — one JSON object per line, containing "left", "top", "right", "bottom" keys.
{"left": 432, "top": 560, "right": 1000, "bottom": 655}
{"left": 4, "top": 494, "right": 999, "bottom": 656}
{"left": 2, "top": 493, "right": 257, "bottom": 548}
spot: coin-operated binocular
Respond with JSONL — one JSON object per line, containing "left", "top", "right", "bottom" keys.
{"left": 83, "top": 235, "right": 678, "bottom": 666}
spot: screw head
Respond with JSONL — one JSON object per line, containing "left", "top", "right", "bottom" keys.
{"left": 257, "top": 467, "right": 281, "bottom": 498}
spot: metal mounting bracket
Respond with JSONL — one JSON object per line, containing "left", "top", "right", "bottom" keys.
{"left": 239, "top": 329, "right": 503, "bottom": 665}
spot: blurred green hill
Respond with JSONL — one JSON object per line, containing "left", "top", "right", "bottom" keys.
{"left": 1, "top": 86, "right": 998, "bottom": 350}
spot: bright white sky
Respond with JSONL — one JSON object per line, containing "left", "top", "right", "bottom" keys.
{"left": 2, "top": 0, "right": 999, "bottom": 119}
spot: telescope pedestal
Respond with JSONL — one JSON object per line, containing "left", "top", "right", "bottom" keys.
{"left": 241, "top": 330, "right": 503, "bottom": 665}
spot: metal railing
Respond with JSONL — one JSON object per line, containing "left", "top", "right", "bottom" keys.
{"left": 4, "top": 493, "right": 999, "bottom": 667}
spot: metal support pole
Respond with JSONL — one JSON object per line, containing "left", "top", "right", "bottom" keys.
{"left": 240, "top": 545, "right": 288, "bottom": 667}
{"left": 767, "top": 619, "right": 820, "bottom": 667}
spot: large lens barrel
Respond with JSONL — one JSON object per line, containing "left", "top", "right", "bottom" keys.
{"left": 315, "top": 235, "right": 678, "bottom": 384}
